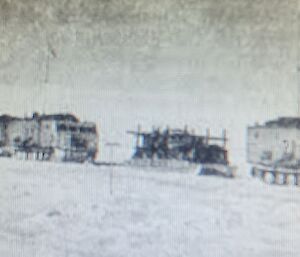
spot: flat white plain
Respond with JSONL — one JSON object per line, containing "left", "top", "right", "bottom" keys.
{"left": 0, "top": 158, "right": 299, "bottom": 257}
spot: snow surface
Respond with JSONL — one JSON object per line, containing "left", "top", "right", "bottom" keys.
{"left": 1, "top": 158, "right": 300, "bottom": 257}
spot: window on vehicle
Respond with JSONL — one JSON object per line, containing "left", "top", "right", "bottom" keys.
{"left": 69, "top": 126, "right": 77, "bottom": 132}
{"left": 80, "top": 127, "right": 96, "bottom": 133}
{"left": 57, "top": 124, "right": 67, "bottom": 131}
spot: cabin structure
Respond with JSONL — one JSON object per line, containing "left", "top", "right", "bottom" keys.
{"left": 0, "top": 113, "right": 98, "bottom": 162}
{"left": 247, "top": 117, "right": 300, "bottom": 168}
{"left": 247, "top": 117, "right": 300, "bottom": 185}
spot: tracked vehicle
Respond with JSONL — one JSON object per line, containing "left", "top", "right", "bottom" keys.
{"left": 247, "top": 117, "right": 300, "bottom": 185}
{"left": 128, "top": 126, "right": 235, "bottom": 177}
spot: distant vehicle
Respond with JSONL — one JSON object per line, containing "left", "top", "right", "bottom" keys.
{"left": 0, "top": 112, "right": 98, "bottom": 163}
{"left": 128, "top": 125, "right": 235, "bottom": 177}
{"left": 247, "top": 117, "right": 300, "bottom": 185}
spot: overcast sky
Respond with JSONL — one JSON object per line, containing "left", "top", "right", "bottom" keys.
{"left": 0, "top": 0, "right": 299, "bottom": 160}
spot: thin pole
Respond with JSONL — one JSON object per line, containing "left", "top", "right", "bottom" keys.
{"left": 136, "top": 124, "right": 141, "bottom": 148}
{"left": 223, "top": 129, "right": 227, "bottom": 148}
{"left": 206, "top": 128, "right": 210, "bottom": 144}
{"left": 105, "top": 142, "right": 120, "bottom": 196}
{"left": 109, "top": 146, "right": 113, "bottom": 195}
{"left": 45, "top": 45, "right": 50, "bottom": 83}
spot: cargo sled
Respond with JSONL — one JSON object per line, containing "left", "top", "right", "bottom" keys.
{"left": 198, "top": 163, "right": 237, "bottom": 178}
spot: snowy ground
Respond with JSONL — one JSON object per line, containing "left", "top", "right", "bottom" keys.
{"left": 1, "top": 158, "right": 300, "bottom": 257}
